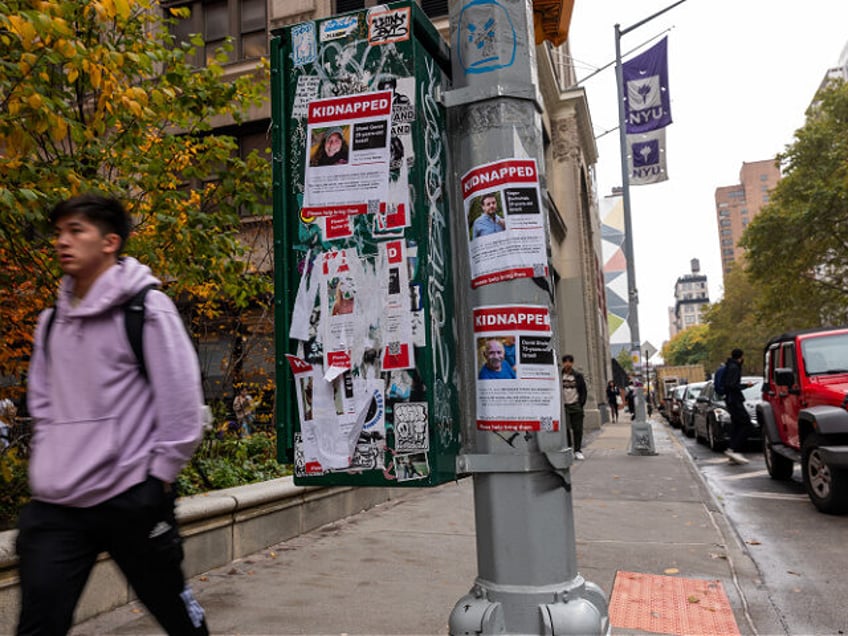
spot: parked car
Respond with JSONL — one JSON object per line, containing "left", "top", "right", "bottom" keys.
{"left": 680, "top": 381, "right": 708, "bottom": 438}
{"left": 667, "top": 384, "right": 689, "bottom": 428}
{"left": 758, "top": 327, "right": 848, "bottom": 514}
{"left": 693, "top": 376, "right": 763, "bottom": 451}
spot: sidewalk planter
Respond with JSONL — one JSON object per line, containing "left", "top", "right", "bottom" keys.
{"left": 0, "top": 478, "right": 395, "bottom": 633}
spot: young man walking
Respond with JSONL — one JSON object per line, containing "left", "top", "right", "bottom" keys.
{"left": 723, "top": 348, "right": 753, "bottom": 465}
{"left": 561, "top": 354, "right": 588, "bottom": 460}
{"left": 17, "top": 194, "right": 209, "bottom": 635}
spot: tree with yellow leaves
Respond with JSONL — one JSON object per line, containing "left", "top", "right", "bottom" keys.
{"left": 0, "top": 0, "right": 272, "bottom": 398}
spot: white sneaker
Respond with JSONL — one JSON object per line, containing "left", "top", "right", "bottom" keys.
{"left": 724, "top": 450, "right": 749, "bottom": 465}
{"left": 574, "top": 451, "right": 585, "bottom": 461}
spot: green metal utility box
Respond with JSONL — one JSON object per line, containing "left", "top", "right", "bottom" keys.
{"left": 271, "top": 2, "right": 459, "bottom": 487}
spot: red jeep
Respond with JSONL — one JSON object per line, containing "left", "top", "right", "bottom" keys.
{"left": 758, "top": 327, "right": 848, "bottom": 514}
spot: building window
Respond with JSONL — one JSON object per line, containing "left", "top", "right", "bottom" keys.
{"left": 240, "top": 0, "right": 267, "bottom": 59}
{"left": 420, "top": 0, "right": 449, "bottom": 17}
{"left": 335, "top": 0, "right": 365, "bottom": 12}
{"left": 167, "top": 0, "right": 267, "bottom": 66}
{"left": 235, "top": 121, "right": 272, "bottom": 213}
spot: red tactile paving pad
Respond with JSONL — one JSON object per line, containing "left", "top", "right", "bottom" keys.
{"left": 609, "top": 571, "right": 740, "bottom": 635}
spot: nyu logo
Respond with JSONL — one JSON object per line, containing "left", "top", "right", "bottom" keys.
{"left": 632, "top": 139, "right": 660, "bottom": 167}
{"left": 626, "top": 75, "right": 668, "bottom": 127}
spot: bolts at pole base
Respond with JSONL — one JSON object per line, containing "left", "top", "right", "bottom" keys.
{"left": 449, "top": 577, "right": 609, "bottom": 635}
{"left": 449, "top": 590, "right": 505, "bottom": 635}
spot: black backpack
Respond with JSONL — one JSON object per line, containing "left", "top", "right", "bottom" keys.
{"left": 713, "top": 364, "right": 727, "bottom": 397}
{"left": 44, "top": 284, "right": 157, "bottom": 378}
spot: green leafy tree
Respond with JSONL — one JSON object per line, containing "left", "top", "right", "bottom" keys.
{"left": 702, "top": 266, "right": 770, "bottom": 375}
{"left": 616, "top": 348, "right": 634, "bottom": 374}
{"left": 0, "top": 0, "right": 272, "bottom": 395}
{"left": 742, "top": 79, "right": 848, "bottom": 330}
{"left": 660, "top": 323, "right": 709, "bottom": 367}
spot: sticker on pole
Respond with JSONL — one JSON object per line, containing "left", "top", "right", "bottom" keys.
{"left": 473, "top": 305, "right": 561, "bottom": 431}
{"left": 461, "top": 158, "right": 548, "bottom": 288}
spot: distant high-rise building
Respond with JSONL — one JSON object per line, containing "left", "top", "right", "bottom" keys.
{"left": 812, "top": 41, "right": 848, "bottom": 106}
{"left": 714, "top": 159, "right": 781, "bottom": 278}
{"left": 669, "top": 259, "right": 709, "bottom": 338}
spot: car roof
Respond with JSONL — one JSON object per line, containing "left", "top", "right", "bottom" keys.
{"left": 765, "top": 326, "right": 848, "bottom": 348}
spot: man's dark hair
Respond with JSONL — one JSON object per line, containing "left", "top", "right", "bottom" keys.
{"left": 49, "top": 194, "right": 131, "bottom": 253}
{"left": 562, "top": 354, "right": 574, "bottom": 363}
{"left": 731, "top": 348, "right": 744, "bottom": 360}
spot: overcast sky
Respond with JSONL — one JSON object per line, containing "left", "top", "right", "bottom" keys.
{"left": 566, "top": 1, "right": 848, "bottom": 353}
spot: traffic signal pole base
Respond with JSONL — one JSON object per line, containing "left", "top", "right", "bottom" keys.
{"left": 627, "top": 387, "right": 657, "bottom": 456}
{"left": 449, "top": 576, "right": 610, "bottom": 636}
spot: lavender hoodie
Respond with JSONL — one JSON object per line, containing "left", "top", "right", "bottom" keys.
{"left": 27, "top": 257, "right": 204, "bottom": 507}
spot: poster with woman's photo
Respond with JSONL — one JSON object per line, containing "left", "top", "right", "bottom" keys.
{"left": 302, "top": 90, "right": 393, "bottom": 240}
{"left": 462, "top": 158, "right": 549, "bottom": 288}
{"left": 473, "top": 304, "right": 561, "bottom": 432}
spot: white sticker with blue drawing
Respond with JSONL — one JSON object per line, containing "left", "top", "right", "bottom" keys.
{"left": 457, "top": 0, "right": 517, "bottom": 75}
{"left": 292, "top": 22, "right": 316, "bottom": 67}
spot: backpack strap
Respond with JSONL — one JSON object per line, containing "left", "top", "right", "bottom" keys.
{"left": 124, "top": 284, "right": 158, "bottom": 380}
{"left": 43, "top": 307, "right": 57, "bottom": 360}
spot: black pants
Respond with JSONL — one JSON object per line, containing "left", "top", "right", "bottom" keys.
{"left": 16, "top": 477, "right": 208, "bottom": 636}
{"left": 565, "top": 403, "right": 584, "bottom": 452}
{"left": 726, "top": 399, "right": 753, "bottom": 453}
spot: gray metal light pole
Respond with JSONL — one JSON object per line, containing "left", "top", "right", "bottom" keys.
{"left": 615, "top": 0, "right": 688, "bottom": 454}
{"left": 445, "top": 1, "right": 607, "bottom": 634}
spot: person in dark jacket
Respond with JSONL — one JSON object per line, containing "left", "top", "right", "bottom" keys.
{"left": 723, "top": 348, "right": 754, "bottom": 465}
{"left": 606, "top": 381, "right": 620, "bottom": 423}
{"left": 562, "top": 355, "right": 588, "bottom": 460}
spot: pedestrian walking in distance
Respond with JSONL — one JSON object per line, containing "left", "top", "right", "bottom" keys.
{"left": 606, "top": 380, "right": 620, "bottom": 423}
{"left": 561, "top": 354, "right": 588, "bottom": 460}
{"left": 16, "top": 194, "right": 209, "bottom": 635}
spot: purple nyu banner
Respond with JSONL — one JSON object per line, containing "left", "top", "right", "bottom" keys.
{"left": 623, "top": 37, "right": 672, "bottom": 134}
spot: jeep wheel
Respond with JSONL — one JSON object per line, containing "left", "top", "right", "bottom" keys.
{"left": 802, "top": 433, "right": 848, "bottom": 514}
{"left": 763, "top": 436, "right": 793, "bottom": 480}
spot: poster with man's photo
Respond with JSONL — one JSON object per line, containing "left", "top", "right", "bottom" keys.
{"left": 473, "top": 305, "right": 561, "bottom": 432}
{"left": 462, "top": 158, "right": 549, "bottom": 288}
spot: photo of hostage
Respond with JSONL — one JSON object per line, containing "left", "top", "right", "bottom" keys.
{"left": 478, "top": 338, "right": 516, "bottom": 380}
{"left": 310, "top": 126, "right": 349, "bottom": 166}
{"left": 330, "top": 275, "right": 355, "bottom": 316}
{"left": 470, "top": 192, "right": 506, "bottom": 239}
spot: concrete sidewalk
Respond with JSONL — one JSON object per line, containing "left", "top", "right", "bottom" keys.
{"left": 71, "top": 417, "right": 782, "bottom": 635}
